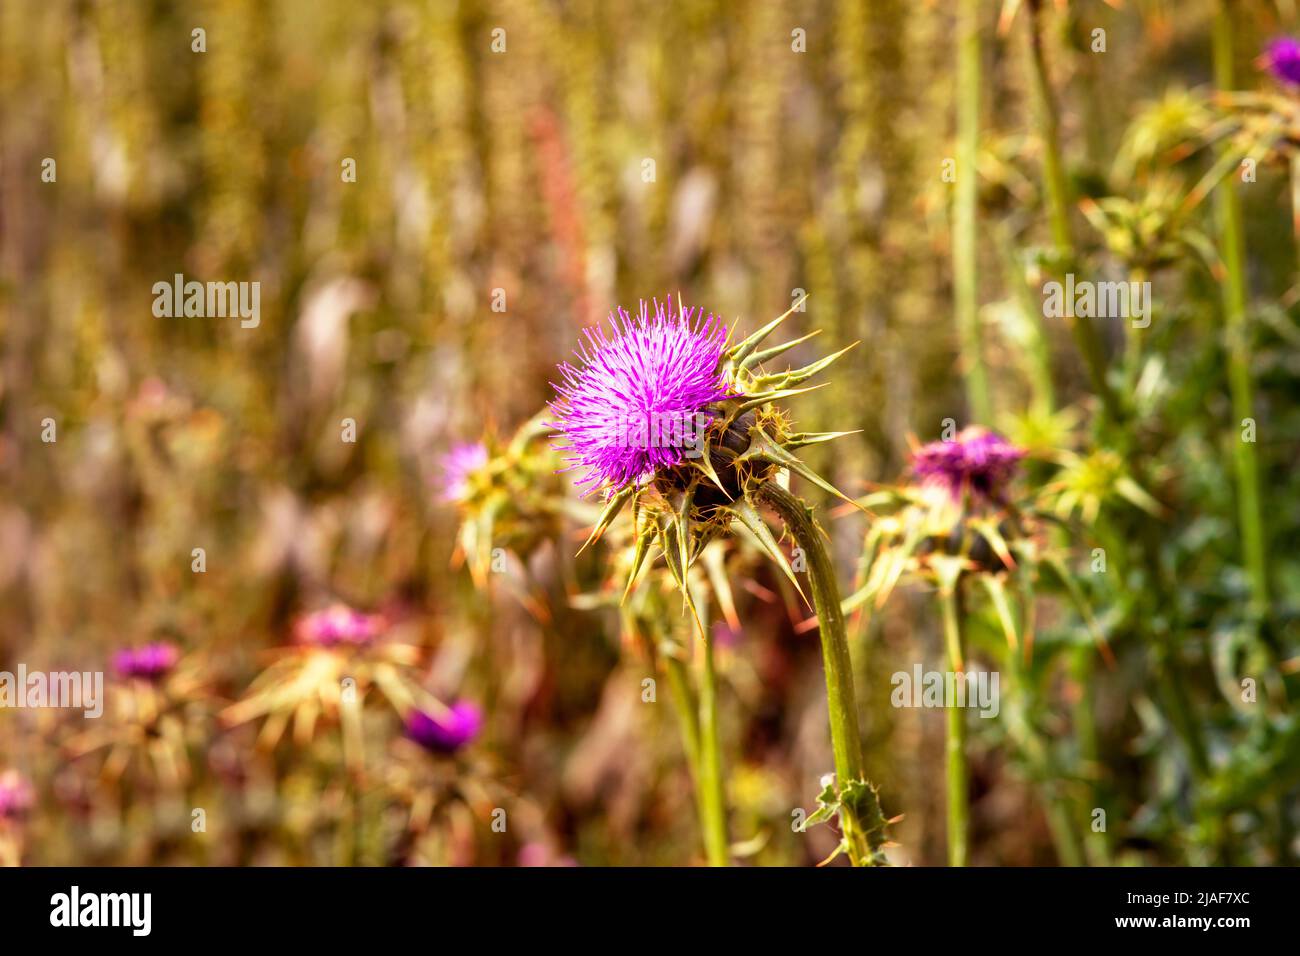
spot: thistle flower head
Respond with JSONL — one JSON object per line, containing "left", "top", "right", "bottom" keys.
{"left": 911, "top": 427, "right": 1025, "bottom": 503}
{"left": 553, "top": 295, "right": 861, "bottom": 627}
{"left": 222, "top": 604, "right": 423, "bottom": 752}
{"left": 1265, "top": 37, "right": 1300, "bottom": 85}
{"left": 112, "top": 641, "right": 180, "bottom": 681}
{"left": 549, "top": 297, "right": 731, "bottom": 494}
{"left": 0, "top": 771, "right": 33, "bottom": 819}
{"left": 293, "top": 604, "right": 385, "bottom": 648}
{"left": 438, "top": 442, "right": 489, "bottom": 502}
{"left": 405, "top": 701, "right": 482, "bottom": 754}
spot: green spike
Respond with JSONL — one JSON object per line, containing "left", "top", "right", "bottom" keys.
{"left": 739, "top": 330, "right": 822, "bottom": 371}
{"left": 732, "top": 383, "right": 830, "bottom": 415}
{"left": 968, "top": 517, "right": 1016, "bottom": 570}
{"left": 727, "top": 295, "right": 809, "bottom": 365}
{"left": 577, "top": 485, "right": 635, "bottom": 555}
{"left": 659, "top": 516, "right": 706, "bottom": 637}
{"left": 978, "top": 574, "right": 1020, "bottom": 651}
{"left": 738, "top": 425, "right": 863, "bottom": 509}
{"left": 751, "top": 342, "right": 858, "bottom": 389}
{"left": 675, "top": 483, "right": 696, "bottom": 581}
{"left": 782, "top": 430, "right": 863, "bottom": 450}
{"left": 621, "top": 515, "right": 656, "bottom": 604}
{"left": 692, "top": 445, "right": 733, "bottom": 500}
{"left": 725, "top": 496, "right": 808, "bottom": 605}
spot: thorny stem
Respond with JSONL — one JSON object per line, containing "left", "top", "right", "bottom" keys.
{"left": 938, "top": 585, "right": 969, "bottom": 867}
{"left": 758, "top": 481, "right": 872, "bottom": 866}
{"left": 1213, "top": 0, "right": 1270, "bottom": 622}
{"left": 954, "top": 0, "right": 993, "bottom": 425}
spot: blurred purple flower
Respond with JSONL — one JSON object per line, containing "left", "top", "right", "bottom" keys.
{"left": 911, "top": 427, "right": 1025, "bottom": 503}
{"left": 1265, "top": 37, "right": 1300, "bottom": 85}
{"left": 0, "top": 771, "right": 33, "bottom": 819}
{"left": 294, "top": 604, "right": 385, "bottom": 648}
{"left": 712, "top": 620, "right": 743, "bottom": 649}
{"left": 405, "top": 701, "right": 482, "bottom": 754}
{"left": 438, "top": 442, "right": 489, "bottom": 502}
{"left": 548, "top": 297, "right": 730, "bottom": 493}
{"left": 113, "top": 641, "right": 180, "bottom": 681}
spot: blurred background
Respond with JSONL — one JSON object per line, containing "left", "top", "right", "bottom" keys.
{"left": 1, "top": 0, "right": 1298, "bottom": 866}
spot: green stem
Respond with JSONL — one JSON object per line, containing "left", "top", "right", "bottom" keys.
{"left": 938, "top": 585, "right": 969, "bottom": 866}
{"left": 1025, "top": 0, "right": 1120, "bottom": 422}
{"left": 1213, "top": 0, "right": 1269, "bottom": 620}
{"left": 1043, "top": 793, "right": 1086, "bottom": 867}
{"left": 758, "top": 481, "right": 872, "bottom": 866}
{"left": 663, "top": 648, "right": 714, "bottom": 863}
{"left": 1068, "top": 646, "right": 1110, "bottom": 865}
{"left": 697, "top": 631, "right": 730, "bottom": 866}
{"left": 954, "top": 0, "right": 993, "bottom": 424}
{"left": 664, "top": 653, "right": 701, "bottom": 773}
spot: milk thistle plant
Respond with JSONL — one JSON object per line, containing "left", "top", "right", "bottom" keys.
{"left": 549, "top": 295, "right": 889, "bottom": 866}
{"left": 221, "top": 605, "right": 445, "bottom": 769}
{"left": 63, "top": 641, "right": 209, "bottom": 790}
{"left": 440, "top": 414, "right": 568, "bottom": 619}
{"left": 848, "top": 427, "right": 1110, "bottom": 865}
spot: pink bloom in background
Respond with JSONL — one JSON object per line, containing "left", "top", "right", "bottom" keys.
{"left": 294, "top": 604, "right": 386, "bottom": 648}
{"left": 911, "top": 427, "right": 1025, "bottom": 503}
{"left": 113, "top": 641, "right": 180, "bottom": 680}
{"left": 518, "top": 842, "right": 578, "bottom": 867}
{"left": 405, "top": 701, "right": 482, "bottom": 754}
{"left": 438, "top": 442, "right": 489, "bottom": 502}
{"left": 711, "top": 620, "right": 743, "bottom": 649}
{"left": 1264, "top": 37, "right": 1300, "bottom": 85}
{"left": 548, "top": 297, "right": 731, "bottom": 494}
{"left": 0, "top": 771, "right": 33, "bottom": 819}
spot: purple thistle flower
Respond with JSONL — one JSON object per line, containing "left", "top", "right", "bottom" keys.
{"left": 0, "top": 771, "right": 33, "bottom": 819}
{"left": 405, "top": 701, "right": 483, "bottom": 754}
{"left": 911, "top": 427, "right": 1025, "bottom": 503}
{"left": 294, "top": 604, "right": 385, "bottom": 648}
{"left": 112, "top": 641, "right": 180, "bottom": 681}
{"left": 548, "top": 298, "right": 731, "bottom": 493}
{"left": 1265, "top": 37, "right": 1300, "bottom": 85}
{"left": 438, "top": 442, "right": 489, "bottom": 503}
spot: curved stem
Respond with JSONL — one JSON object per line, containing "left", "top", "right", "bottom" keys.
{"left": 939, "top": 585, "right": 969, "bottom": 867}
{"left": 758, "top": 481, "right": 872, "bottom": 865}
